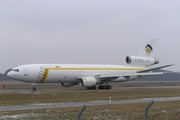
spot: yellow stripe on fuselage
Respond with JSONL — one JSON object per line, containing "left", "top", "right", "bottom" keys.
{"left": 39, "top": 67, "right": 146, "bottom": 83}
{"left": 47, "top": 67, "right": 145, "bottom": 71}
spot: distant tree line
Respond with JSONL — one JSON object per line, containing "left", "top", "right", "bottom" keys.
{"left": 136, "top": 69, "right": 180, "bottom": 82}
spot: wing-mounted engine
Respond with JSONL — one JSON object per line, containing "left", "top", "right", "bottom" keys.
{"left": 126, "top": 56, "right": 159, "bottom": 66}
{"left": 81, "top": 77, "right": 97, "bottom": 87}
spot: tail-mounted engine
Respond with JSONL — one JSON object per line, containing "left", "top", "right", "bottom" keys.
{"left": 126, "top": 56, "right": 159, "bottom": 66}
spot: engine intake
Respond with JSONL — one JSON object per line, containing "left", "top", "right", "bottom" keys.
{"left": 81, "top": 77, "right": 97, "bottom": 87}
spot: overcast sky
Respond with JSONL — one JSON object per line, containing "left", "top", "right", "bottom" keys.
{"left": 0, "top": 0, "right": 179, "bottom": 73}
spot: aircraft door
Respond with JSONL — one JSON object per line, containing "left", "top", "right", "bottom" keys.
{"left": 23, "top": 68, "right": 28, "bottom": 76}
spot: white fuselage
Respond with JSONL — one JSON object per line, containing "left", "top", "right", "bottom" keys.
{"left": 7, "top": 64, "right": 146, "bottom": 84}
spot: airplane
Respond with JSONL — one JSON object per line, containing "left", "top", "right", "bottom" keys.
{"left": 7, "top": 40, "right": 173, "bottom": 91}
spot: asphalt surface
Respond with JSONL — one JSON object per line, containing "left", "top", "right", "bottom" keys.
{"left": 0, "top": 97, "right": 180, "bottom": 111}
{"left": 1, "top": 85, "right": 180, "bottom": 93}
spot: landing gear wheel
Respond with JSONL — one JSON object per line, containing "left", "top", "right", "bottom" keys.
{"left": 98, "top": 86, "right": 104, "bottom": 89}
{"left": 98, "top": 85, "right": 112, "bottom": 90}
{"left": 93, "top": 86, "right": 97, "bottom": 89}
{"left": 87, "top": 86, "right": 97, "bottom": 90}
{"left": 33, "top": 87, "right": 36, "bottom": 91}
{"left": 106, "top": 85, "right": 111, "bottom": 89}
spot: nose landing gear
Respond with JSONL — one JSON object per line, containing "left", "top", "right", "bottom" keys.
{"left": 32, "top": 87, "right": 36, "bottom": 91}
{"left": 32, "top": 83, "right": 37, "bottom": 92}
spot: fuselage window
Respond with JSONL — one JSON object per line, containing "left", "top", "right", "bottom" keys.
{"left": 14, "top": 69, "right": 19, "bottom": 72}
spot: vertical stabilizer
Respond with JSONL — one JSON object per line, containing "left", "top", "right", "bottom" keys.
{"left": 126, "top": 39, "right": 159, "bottom": 66}
{"left": 137, "top": 39, "right": 157, "bottom": 57}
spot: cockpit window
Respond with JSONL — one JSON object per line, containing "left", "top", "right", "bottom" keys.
{"left": 13, "top": 69, "right": 19, "bottom": 72}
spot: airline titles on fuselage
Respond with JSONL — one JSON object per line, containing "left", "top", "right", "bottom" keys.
{"left": 134, "top": 58, "right": 151, "bottom": 63}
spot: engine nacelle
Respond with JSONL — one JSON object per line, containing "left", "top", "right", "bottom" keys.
{"left": 126, "top": 56, "right": 159, "bottom": 66}
{"left": 81, "top": 77, "right": 97, "bottom": 87}
{"left": 61, "top": 83, "right": 79, "bottom": 87}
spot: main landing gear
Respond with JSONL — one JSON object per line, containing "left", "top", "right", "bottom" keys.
{"left": 87, "top": 85, "right": 112, "bottom": 90}
{"left": 87, "top": 86, "right": 97, "bottom": 90}
{"left": 98, "top": 85, "right": 112, "bottom": 90}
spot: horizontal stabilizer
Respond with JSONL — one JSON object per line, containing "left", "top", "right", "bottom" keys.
{"left": 137, "top": 64, "right": 174, "bottom": 73}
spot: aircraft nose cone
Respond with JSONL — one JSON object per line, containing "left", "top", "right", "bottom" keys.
{"left": 7, "top": 72, "right": 13, "bottom": 78}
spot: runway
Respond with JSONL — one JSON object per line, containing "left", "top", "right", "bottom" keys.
{"left": 0, "top": 96, "right": 180, "bottom": 111}
{"left": 1, "top": 85, "right": 180, "bottom": 93}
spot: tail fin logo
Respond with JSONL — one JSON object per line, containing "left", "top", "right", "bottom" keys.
{"left": 145, "top": 44, "right": 153, "bottom": 54}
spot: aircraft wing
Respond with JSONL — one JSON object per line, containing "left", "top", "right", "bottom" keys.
{"left": 77, "top": 64, "right": 173, "bottom": 80}
{"left": 77, "top": 72, "right": 163, "bottom": 80}
{"left": 96, "top": 64, "right": 174, "bottom": 80}
{"left": 96, "top": 72, "right": 164, "bottom": 80}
